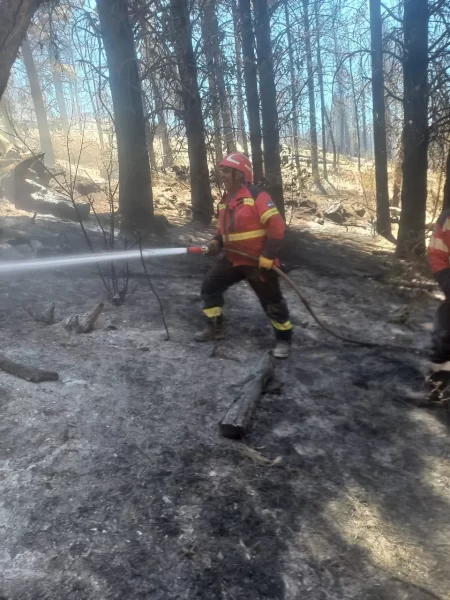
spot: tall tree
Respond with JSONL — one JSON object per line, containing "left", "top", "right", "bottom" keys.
{"left": 232, "top": 0, "right": 249, "bottom": 156}
{"left": 169, "top": 0, "right": 214, "bottom": 223}
{"left": 49, "top": 43, "right": 69, "bottom": 133}
{"left": 285, "top": 2, "right": 302, "bottom": 181}
{"left": 21, "top": 36, "right": 55, "bottom": 166}
{"left": 369, "top": 0, "right": 392, "bottom": 238}
{"left": 315, "top": 3, "right": 328, "bottom": 179}
{"left": 152, "top": 79, "right": 173, "bottom": 170}
{"left": 201, "top": 3, "right": 223, "bottom": 163}
{"left": 301, "top": 0, "right": 321, "bottom": 189}
{"left": 203, "top": 0, "right": 235, "bottom": 154}
{"left": 96, "top": 0, "right": 154, "bottom": 230}
{"left": 0, "top": 0, "right": 44, "bottom": 101}
{"left": 253, "top": 0, "right": 285, "bottom": 217}
{"left": 396, "top": 0, "right": 429, "bottom": 257}
{"left": 238, "top": 0, "right": 263, "bottom": 183}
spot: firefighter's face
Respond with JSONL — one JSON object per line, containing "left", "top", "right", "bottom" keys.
{"left": 220, "top": 167, "right": 243, "bottom": 192}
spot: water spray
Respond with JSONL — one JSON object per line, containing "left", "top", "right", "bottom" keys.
{"left": 0, "top": 246, "right": 206, "bottom": 275}
{"left": 0, "top": 244, "right": 424, "bottom": 354}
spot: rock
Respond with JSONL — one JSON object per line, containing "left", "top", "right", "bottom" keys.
{"left": 324, "top": 202, "right": 352, "bottom": 224}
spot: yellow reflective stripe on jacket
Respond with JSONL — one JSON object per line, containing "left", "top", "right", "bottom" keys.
{"left": 226, "top": 229, "right": 267, "bottom": 242}
{"left": 260, "top": 207, "right": 279, "bottom": 224}
{"left": 243, "top": 198, "right": 255, "bottom": 206}
{"left": 204, "top": 307, "right": 222, "bottom": 318}
{"left": 271, "top": 320, "right": 293, "bottom": 331}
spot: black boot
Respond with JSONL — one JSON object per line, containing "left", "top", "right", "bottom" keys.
{"left": 194, "top": 316, "right": 225, "bottom": 342}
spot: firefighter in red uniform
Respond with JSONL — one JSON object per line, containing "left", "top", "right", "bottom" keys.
{"left": 427, "top": 209, "right": 450, "bottom": 399}
{"left": 194, "top": 152, "right": 293, "bottom": 359}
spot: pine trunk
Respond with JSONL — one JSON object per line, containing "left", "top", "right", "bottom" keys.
{"left": 315, "top": 5, "right": 328, "bottom": 179}
{"left": 49, "top": 44, "right": 69, "bottom": 134}
{"left": 238, "top": 0, "right": 264, "bottom": 183}
{"left": 391, "top": 132, "right": 404, "bottom": 208}
{"left": 21, "top": 37, "right": 55, "bottom": 166}
{"left": 361, "top": 83, "right": 368, "bottom": 156}
{"left": 396, "top": 0, "right": 428, "bottom": 257}
{"left": 349, "top": 56, "right": 361, "bottom": 172}
{"left": 169, "top": 0, "right": 214, "bottom": 224}
{"left": 232, "top": 0, "right": 249, "bottom": 155}
{"left": 152, "top": 79, "right": 173, "bottom": 169}
{"left": 96, "top": 0, "right": 154, "bottom": 230}
{"left": 204, "top": 0, "right": 235, "bottom": 153}
{"left": 253, "top": 0, "right": 285, "bottom": 218}
{"left": 201, "top": 4, "right": 222, "bottom": 163}
{"left": 302, "top": 0, "right": 320, "bottom": 188}
{"left": 285, "top": 2, "right": 302, "bottom": 182}
{"left": 369, "top": 0, "right": 391, "bottom": 237}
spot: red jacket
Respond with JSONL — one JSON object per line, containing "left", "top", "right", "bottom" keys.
{"left": 215, "top": 185, "right": 285, "bottom": 266}
{"left": 428, "top": 210, "right": 450, "bottom": 274}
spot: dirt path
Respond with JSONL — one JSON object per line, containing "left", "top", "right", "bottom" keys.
{"left": 0, "top": 216, "right": 449, "bottom": 600}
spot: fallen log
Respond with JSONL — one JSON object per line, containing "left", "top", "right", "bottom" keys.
{"left": 0, "top": 153, "right": 90, "bottom": 222}
{"left": 0, "top": 354, "right": 58, "bottom": 383}
{"left": 219, "top": 351, "right": 274, "bottom": 439}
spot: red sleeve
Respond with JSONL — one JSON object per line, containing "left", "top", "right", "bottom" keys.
{"left": 428, "top": 219, "right": 450, "bottom": 273}
{"left": 255, "top": 191, "right": 285, "bottom": 239}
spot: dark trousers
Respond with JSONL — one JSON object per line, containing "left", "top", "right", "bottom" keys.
{"left": 431, "top": 302, "right": 450, "bottom": 363}
{"left": 201, "top": 257, "right": 293, "bottom": 341}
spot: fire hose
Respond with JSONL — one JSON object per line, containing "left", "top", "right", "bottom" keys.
{"left": 0, "top": 244, "right": 424, "bottom": 355}
{"left": 188, "top": 246, "right": 425, "bottom": 355}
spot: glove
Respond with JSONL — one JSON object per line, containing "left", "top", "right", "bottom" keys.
{"left": 207, "top": 239, "right": 221, "bottom": 256}
{"left": 259, "top": 255, "right": 274, "bottom": 270}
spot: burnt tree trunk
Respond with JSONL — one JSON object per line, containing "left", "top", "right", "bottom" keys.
{"left": 369, "top": 0, "right": 392, "bottom": 238}
{"left": 96, "top": 0, "right": 154, "bottom": 231}
{"left": 49, "top": 43, "right": 69, "bottom": 134}
{"left": 443, "top": 147, "right": 450, "bottom": 212}
{"left": 391, "top": 132, "right": 404, "bottom": 208}
{"left": 169, "top": 0, "right": 214, "bottom": 223}
{"left": 152, "top": 79, "right": 173, "bottom": 169}
{"left": 238, "top": 0, "right": 264, "bottom": 183}
{"left": 349, "top": 56, "right": 361, "bottom": 172}
{"left": 361, "top": 82, "right": 368, "bottom": 156}
{"left": 315, "top": 5, "right": 328, "bottom": 179}
{"left": 302, "top": 0, "right": 321, "bottom": 188}
{"left": 396, "top": 0, "right": 429, "bottom": 257}
{"left": 201, "top": 2, "right": 223, "bottom": 163}
{"left": 232, "top": 0, "right": 249, "bottom": 155}
{"left": 0, "top": 0, "right": 43, "bottom": 101}
{"left": 253, "top": 0, "right": 285, "bottom": 217}
{"left": 204, "top": 0, "right": 235, "bottom": 153}
{"left": 21, "top": 37, "right": 55, "bottom": 166}
{"left": 285, "top": 2, "right": 302, "bottom": 182}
